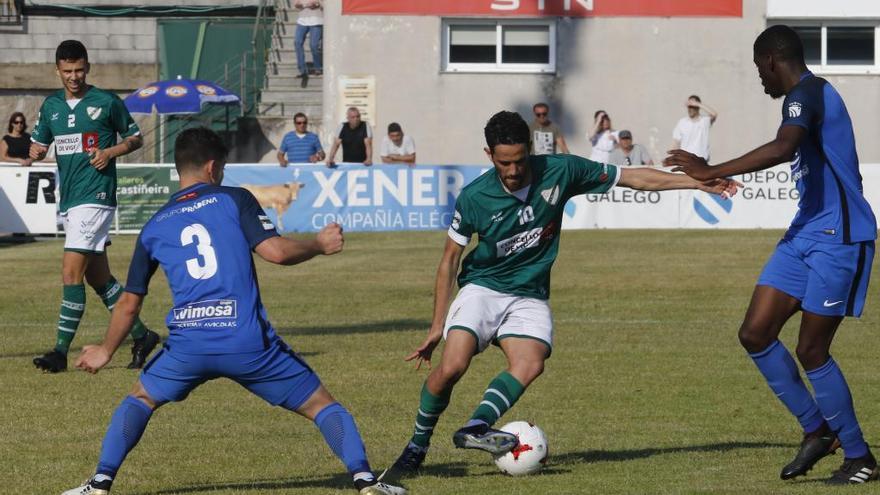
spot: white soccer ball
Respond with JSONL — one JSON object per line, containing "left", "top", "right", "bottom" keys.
{"left": 493, "top": 421, "right": 549, "bottom": 476}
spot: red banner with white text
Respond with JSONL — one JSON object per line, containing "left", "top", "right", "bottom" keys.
{"left": 342, "top": 0, "right": 742, "bottom": 17}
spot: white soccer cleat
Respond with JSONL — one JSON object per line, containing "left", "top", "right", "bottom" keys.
{"left": 358, "top": 480, "right": 408, "bottom": 495}
{"left": 60, "top": 478, "right": 110, "bottom": 495}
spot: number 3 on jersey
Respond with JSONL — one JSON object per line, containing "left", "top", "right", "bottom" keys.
{"left": 181, "top": 223, "right": 218, "bottom": 279}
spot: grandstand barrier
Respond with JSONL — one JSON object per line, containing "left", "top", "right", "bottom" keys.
{"left": 4, "top": 162, "right": 880, "bottom": 234}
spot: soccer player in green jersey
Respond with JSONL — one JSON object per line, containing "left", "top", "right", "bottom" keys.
{"left": 29, "top": 40, "right": 159, "bottom": 373}
{"left": 391, "top": 111, "right": 741, "bottom": 472}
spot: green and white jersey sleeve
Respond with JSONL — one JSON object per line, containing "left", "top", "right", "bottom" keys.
{"left": 448, "top": 193, "right": 477, "bottom": 246}
{"left": 563, "top": 154, "right": 620, "bottom": 197}
{"left": 32, "top": 87, "right": 140, "bottom": 213}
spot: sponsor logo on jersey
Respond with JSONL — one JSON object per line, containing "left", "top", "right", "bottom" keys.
{"left": 540, "top": 185, "right": 560, "bottom": 206}
{"left": 86, "top": 106, "right": 102, "bottom": 120}
{"left": 51, "top": 112, "right": 59, "bottom": 121}
{"left": 155, "top": 196, "right": 218, "bottom": 222}
{"left": 490, "top": 211, "right": 505, "bottom": 223}
{"left": 196, "top": 84, "right": 217, "bottom": 96}
{"left": 138, "top": 86, "right": 159, "bottom": 98}
{"left": 259, "top": 215, "right": 275, "bottom": 230}
{"left": 496, "top": 226, "right": 544, "bottom": 257}
{"left": 83, "top": 132, "right": 99, "bottom": 153}
{"left": 166, "top": 85, "right": 188, "bottom": 98}
{"left": 55, "top": 133, "right": 83, "bottom": 155}
{"left": 171, "top": 299, "right": 237, "bottom": 324}
{"left": 788, "top": 102, "right": 802, "bottom": 118}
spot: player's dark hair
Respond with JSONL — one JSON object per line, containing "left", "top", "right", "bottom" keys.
{"left": 7, "top": 112, "right": 26, "bottom": 133}
{"left": 484, "top": 111, "right": 530, "bottom": 153}
{"left": 387, "top": 122, "right": 402, "bottom": 134}
{"left": 55, "top": 40, "right": 88, "bottom": 63}
{"left": 754, "top": 25, "right": 805, "bottom": 63}
{"left": 174, "top": 127, "right": 228, "bottom": 174}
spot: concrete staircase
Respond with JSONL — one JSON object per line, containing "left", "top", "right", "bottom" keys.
{"left": 258, "top": 0, "right": 323, "bottom": 123}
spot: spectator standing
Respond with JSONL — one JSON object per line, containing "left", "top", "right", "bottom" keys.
{"left": 672, "top": 95, "right": 718, "bottom": 160}
{"left": 2, "top": 112, "right": 33, "bottom": 165}
{"left": 277, "top": 112, "right": 324, "bottom": 165}
{"left": 588, "top": 110, "right": 618, "bottom": 163}
{"left": 293, "top": 0, "right": 323, "bottom": 88}
{"left": 380, "top": 122, "right": 416, "bottom": 166}
{"left": 326, "top": 107, "right": 373, "bottom": 167}
{"left": 529, "top": 103, "right": 569, "bottom": 155}
{"left": 608, "top": 130, "right": 653, "bottom": 166}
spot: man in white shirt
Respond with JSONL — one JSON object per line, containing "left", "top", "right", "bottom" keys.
{"left": 672, "top": 95, "right": 718, "bottom": 160}
{"left": 293, "top": 0, "right": 323, "bottom": 88}
{"left": 380, "top": 122, "right": 416, "bottom": 166}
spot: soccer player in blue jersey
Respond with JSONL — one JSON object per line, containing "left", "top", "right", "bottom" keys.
{"left": 665, "top": 25, "right": 877, "bottom": 485}
{"left": 61, "top": 127, "right": 406, "bottom": 495}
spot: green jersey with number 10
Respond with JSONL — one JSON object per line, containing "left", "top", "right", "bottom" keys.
{"left": 448, "top": 154, "right": 619, "bottom": 300}
{"left": 31, "top": 86, "right": 140, "bottom": 213}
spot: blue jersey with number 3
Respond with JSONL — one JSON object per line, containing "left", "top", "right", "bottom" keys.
{"left": 126, "top": 183, "right": 280, "bottom": 354}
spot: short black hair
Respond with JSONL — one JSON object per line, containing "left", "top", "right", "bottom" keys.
{"left": 174, "top": 127, "right": 228, "bottom": 174}
{"left": 484, "top": 111, "right": 530, "bottom": 153}
{"left": 56, "top": 40, "right": 88, "bottom": 64}
{"left": 293, "top": 112, "right": 307, "bottom": 122}
{"left": 533, "top": 102, "right": 549, "bottom": 111}
{"left": 754, "top": 25, "right": 805, "bottom": 63}
{"left": 387, "top": 122, "right": 402, "bottom": 134}
{"left": 688, "top": 95, "right": 701, "bottom": 103}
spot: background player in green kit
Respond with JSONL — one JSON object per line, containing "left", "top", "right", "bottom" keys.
{"left": 391, "top": 111, "right": 742, "bottom": 472}
{"left": 29, "top": 40, "right": 159, "bottom": 373}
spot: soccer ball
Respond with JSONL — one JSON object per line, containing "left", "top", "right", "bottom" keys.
{"left": 493, "top": 421, "right": 548, "bottom": 475}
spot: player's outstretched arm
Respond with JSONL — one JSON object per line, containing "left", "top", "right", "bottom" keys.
{"left": 664, "top": 125, "right": 805, "bottom": 181}
{"left": 255, "top": 222, "right": 344, "bottom": 265}
{"left": 617, "top": 167, "right": 742, "bottom": 198}
{"left": 405, "top": 237, "right": 464, "bottom": 369}
{"left": 76, "top": 291, "right": 145, "bottom": 374}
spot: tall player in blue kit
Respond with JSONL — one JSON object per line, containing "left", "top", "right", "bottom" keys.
{"left": 61, "top": 128, "right": 406, "bottom": 495}
{"left": 666, "top": 25, "right": 877, "bottom": 484}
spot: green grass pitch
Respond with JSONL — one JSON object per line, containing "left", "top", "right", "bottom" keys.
{"left": 2, "top": 230, "right": 880, "bottom": 494}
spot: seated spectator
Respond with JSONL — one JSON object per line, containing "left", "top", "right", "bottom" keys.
{"left": 326, "top": 107, "right": 373, "bottom": 167}
{"left": 380, "top": 122, "right": 416, "bottom": 166}
{"left": 2, "top": 112, "right": 33, "bottom": 166}
{"left": 277, "top": 112, "right": 324, "bottom": 165}
{"left": 608, "top": 130, "right": 653, "bottom": 166}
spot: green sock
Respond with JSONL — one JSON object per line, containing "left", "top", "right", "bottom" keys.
{"left": 409, "top": 382, "right": 451, "bottom": 448}
{"left": 55, "top": 284, "right": 86, "bottom": 355}
{"left": 96, "top": 277, "right": 147, "bottom": 339}
{"left": 470, "top": 371, "right": 525, "bottom": 426}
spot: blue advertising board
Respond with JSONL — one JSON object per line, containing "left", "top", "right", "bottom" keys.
{"left": 222, "top": 163, "right": 487, "bottom": 233}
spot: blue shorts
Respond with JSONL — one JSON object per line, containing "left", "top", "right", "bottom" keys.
{"left": 140, "top": 338, "right": 321, "bottom": 409}
{"left": 757, "top": 236, "right": 874, "bottom": 317}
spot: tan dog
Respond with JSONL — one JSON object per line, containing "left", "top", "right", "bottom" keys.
{"left": 241, "top": 182, "right": 305, "bottom": 231}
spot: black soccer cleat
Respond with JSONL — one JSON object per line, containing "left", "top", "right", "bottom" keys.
{"left": 391, "top": 443, "right": 428, "bottom": 473}
{"left": 780, "top": 424, "right": 840, "bottom": 480}
{"left": 827, "top": 449, "right": 879, "bottom": 485}
{"left": 452, "top": 423, "right": 518, "bottom": 455}
{"left": 127, "top": 329, "right": 160, "bottom": 369}
{"left": 33, "top": 349, "right": 67, "bottom": 373}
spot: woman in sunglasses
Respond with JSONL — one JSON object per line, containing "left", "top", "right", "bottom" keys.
{"left": 2, "top": 112, "right": 33, "bottom": 166}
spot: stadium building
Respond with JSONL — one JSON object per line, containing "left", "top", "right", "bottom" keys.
{"left": 0, "top": 0, "right": 878, "bottom": 165}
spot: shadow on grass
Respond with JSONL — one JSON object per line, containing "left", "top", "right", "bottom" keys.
{"left": 276, "top": 319, "right": 430, "bottom": 337}
{"left": 135, "top": 473, "right": 353, "bottom": 495}
{"left": 554, "top": 441, "right": 792, "bottom": 464}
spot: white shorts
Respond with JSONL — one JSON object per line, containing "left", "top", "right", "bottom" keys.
{"left": 443, "top": 284, "right": 553, "bottom": 354}
{"left": 62, "top": 205, "right": 115, "bottom": 253}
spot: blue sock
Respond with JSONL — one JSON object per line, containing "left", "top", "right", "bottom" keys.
{"left": 806, "top": 358, "right": 869, "bottom": 459}
{"left": 314, "top": 402, "right": 372, "bottom": 477}
{"left": 95, "top": 396, "right": 153, "bottom": 478}
{"left": 749, "top": 340, "right": 824, "bottom": 433}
